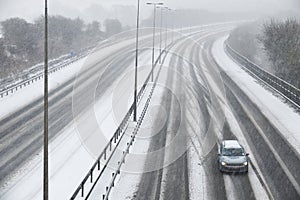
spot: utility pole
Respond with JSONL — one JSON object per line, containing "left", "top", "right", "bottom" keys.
{"left": 44, "top": 0, "right": 49, "bottom": 200}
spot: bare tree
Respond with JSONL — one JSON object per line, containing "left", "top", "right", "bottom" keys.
{"left": 259, "top": 18, "right": 300, "bottom": 87}
{"left": 104, "top": 19, "right": 122, "bottom": 36}
{"left": 0, "top": 16, "right": 107, "bottom": 79}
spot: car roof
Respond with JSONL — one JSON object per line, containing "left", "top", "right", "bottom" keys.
{"left": 222, "top": 140, "right": 242, "bottom": 148}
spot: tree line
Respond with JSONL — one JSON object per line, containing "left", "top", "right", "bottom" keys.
{"left": 0, "top": 16, "right": 123, "bottom": 78}
{"left": 228, "top": 18, "right": 300, "bottom": 88}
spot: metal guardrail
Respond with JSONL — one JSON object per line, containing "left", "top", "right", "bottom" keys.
{"left": 70, "top": 74, "right": 147, "bottom": 200}
{"left": 225, "top": 42, "right": 300, "bottom": 108}
{"left": 70, "top": 49, "right": 167, "bottom": 200}
{"left": 0, "top": 47, "right": 95, "bottom": 98}
{"left": 102, "top": 71, "right": 157, "bottom": 200}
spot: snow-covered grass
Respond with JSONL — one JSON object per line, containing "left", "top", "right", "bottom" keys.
{"left": 212, "top": 36, "right": 300, "bottom": 155}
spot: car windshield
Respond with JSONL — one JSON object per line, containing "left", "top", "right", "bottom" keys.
{"left": 222, "top": 148, "right": 244, "bottom": 156}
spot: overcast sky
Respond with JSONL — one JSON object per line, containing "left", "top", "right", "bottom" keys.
{"left": 0, "top": 0, "right": 299, "bottom": 22}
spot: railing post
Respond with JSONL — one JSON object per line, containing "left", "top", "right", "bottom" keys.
{"left": 81, "top": 182, "right": 84, "bottom": 197}
{"left": 90, "top": 169, "right": 93, "bottom": 183}
{"left": 97, "top": 160, "right": 100, "bottom": 170}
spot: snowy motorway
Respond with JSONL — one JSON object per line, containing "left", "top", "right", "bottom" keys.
{"left": 0, "top": 23, "right": 300, "bottom": 200}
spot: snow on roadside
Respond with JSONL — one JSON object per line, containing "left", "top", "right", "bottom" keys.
{"left": 212, "top": 36, "right": 300, "bottom": 155}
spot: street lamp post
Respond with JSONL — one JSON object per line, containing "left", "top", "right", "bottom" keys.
{"left": 133, "top": 0, "right": 141, "bottom": 122}
{"left": 147, "top": 2, "right": 163, "bottom": 82}
{"left": 44, "top": 0, "right": 49, "bottom": 200}
{"left": 159, "top": 6, "right": 163, "bottom": 64}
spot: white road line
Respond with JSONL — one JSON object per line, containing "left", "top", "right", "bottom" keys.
{"left": 223, "top": 175, "right": 237, "bottom": 200}
{"left": 248, "top": 164, "right": 269, "bottom": 200}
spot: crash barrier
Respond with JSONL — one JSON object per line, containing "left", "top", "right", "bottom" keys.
{"left": 0, "top": 47, "right": 94, "bottom": 98}
{"left": 225, "top": 42, "right": 300, "bottom": 108}
{"left": 70, "top": 49, "right": 167, "bottom": 200}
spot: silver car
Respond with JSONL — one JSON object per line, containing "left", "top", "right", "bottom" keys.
{"left": 218, "top": 140, "right": 249, "bottom": 173}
